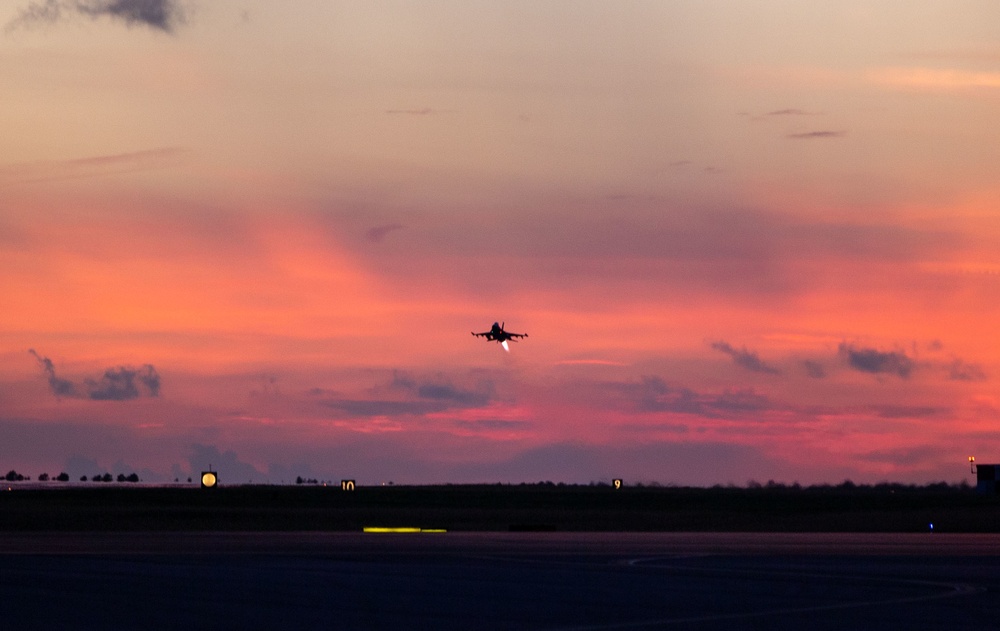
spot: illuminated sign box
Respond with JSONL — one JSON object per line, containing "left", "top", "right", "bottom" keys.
{"left": 201, "top": 471, "right": 218, "bottom": 489}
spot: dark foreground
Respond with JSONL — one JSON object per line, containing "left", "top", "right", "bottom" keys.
{"left": 2, "top": 532, "right": 999, "bottom": 630}
{"left": 5, "top": 487, "right": 999, "bottom": 629}
{"left": 2, "top": 483, "right": 999, "bottom": 532}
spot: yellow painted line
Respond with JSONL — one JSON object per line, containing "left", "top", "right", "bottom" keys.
{"left": 362, "top": 527, "right": 447, "bottom": 533}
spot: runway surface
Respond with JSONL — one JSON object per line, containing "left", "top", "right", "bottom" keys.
{"left": 2, "top": 533, "right": 998, "bottom": 629}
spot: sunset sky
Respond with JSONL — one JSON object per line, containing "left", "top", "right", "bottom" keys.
{"left": 2, "top": 0, "right": 999, "bottom": 485}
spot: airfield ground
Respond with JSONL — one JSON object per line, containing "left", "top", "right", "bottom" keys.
{"left": 2, "top": 483, "right": 998, "bottom": 532}
{"left": 5, "top": 486, "right": 1000, "bottom": 628}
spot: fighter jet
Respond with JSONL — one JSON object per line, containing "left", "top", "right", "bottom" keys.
{"left": 472, "top": 322, "right": 527, "bottom": 351}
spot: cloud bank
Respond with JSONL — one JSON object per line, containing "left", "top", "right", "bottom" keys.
{"left": 7, "top": 0, "right": 186, "bottom": 33}
{"left": 711, "top": 341, "right": 781, "bottom": 374}
{"left": 29, "top": 350, "right": 161, "bottom": 400}
{"left": 839, "top": 343, "right": 913, "bottom": 378}
{"left": 787, "top": 130, "right": 847, "bottom": 139}
{"left": 86, "top": 365, "right": 161, "bottom": 400}
{"left": 28, "top": 349, "right": 77, "bottom": 399}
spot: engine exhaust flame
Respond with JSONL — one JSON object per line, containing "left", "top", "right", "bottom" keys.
{"left": 501, "top": 340, "right": 510, "bottom": 352}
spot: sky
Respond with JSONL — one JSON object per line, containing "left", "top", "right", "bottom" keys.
{"left": 2, "top": 0, "right": 999, "bottom": 485}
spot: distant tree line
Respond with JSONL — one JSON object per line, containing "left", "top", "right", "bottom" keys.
{"left": 1, "top": 471, "right": 974, "bottom": 489}
{"left": 623, "top": 480, "right": 973, "bottom": 493}
{"left": 4, "top": 470, "right": 140, "bottom": 483}
{"left": 81, "top": 473, "right": 141, "bottom": 483}
{"left": 503, "top": 480, "right": 974, "bottom": 493}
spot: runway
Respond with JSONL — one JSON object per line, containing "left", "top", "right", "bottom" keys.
{"left": 1, "top": 533, "right": 998, "bottom": 629}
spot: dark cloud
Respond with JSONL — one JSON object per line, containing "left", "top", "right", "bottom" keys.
{"left": 631, "top": 377, "right": 703, "bottom": 415}
{"left": 787, "top": 130, "right": 847, "bottom": 139}
{"left": 392, "top": 371, "right": 495, "bottom": 407}
{"left": 602, "top": 372, "right": 950, "bottom": 425}
{"left": 802, "top": 360, "right": 827, "bottom": 379}
{"left": 610, "top": 376, "right": 777, "bottom": 419}
{"left": 766, "top": 109, "right": 818, "bottom": 116}
{"left": 839, "top": 343, "right": 913, "bottom": 378}
{"left": 388, "top": 371, "right": 417, "bottom": 391}
{"left": 28, "top": 349, "right": 78, "bottom": 399}
{"left": 366, "top": 223, "right": 404, "bottom": 243}
{"left": 85, "top": 365, "right": 161, "bottom": 400}
{"left": 949, "top": 359, "right": 987, "bottom": 381}
{"left": 321, "top": 372, "right": 495, "bottom": 419}
{"left": 28, "top": 350, "right": 161, "bottom": 401}
{"left": 5, "top": 0, "right": 62, "bottom": 29}
{"left": 710, "top": 389, "right": 774, "bottom": 414}
{"left": 417, "top": 383, "right": 492, "bottom": 407}
{"left": 6, "top": 0, "right": 186, "bottom": 33}
{"left": 711, "top": 341, "right": 781, "bottom": 374}
{"left": 78, "top": 0, "right": 184, "bottom": 31}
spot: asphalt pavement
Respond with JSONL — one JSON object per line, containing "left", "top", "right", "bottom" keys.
{"left": 1, "top": 533, "right": 997, "bottom": 630}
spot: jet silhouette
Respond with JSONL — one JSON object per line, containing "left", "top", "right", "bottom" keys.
{"left": 472, "top": 322, "right": 527, "bottom": 351}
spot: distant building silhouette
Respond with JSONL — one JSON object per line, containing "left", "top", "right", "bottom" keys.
{"left": 975, "top": 464, "right": 1000, "bottom": 494}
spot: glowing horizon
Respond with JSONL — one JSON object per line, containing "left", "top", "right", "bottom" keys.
{"left": 2, "top": 1, "right": 999, "bottom": 486}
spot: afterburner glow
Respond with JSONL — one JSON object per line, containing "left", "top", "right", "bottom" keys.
{"left": 501, "top": 340, "right": 510, "bottom": 352}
